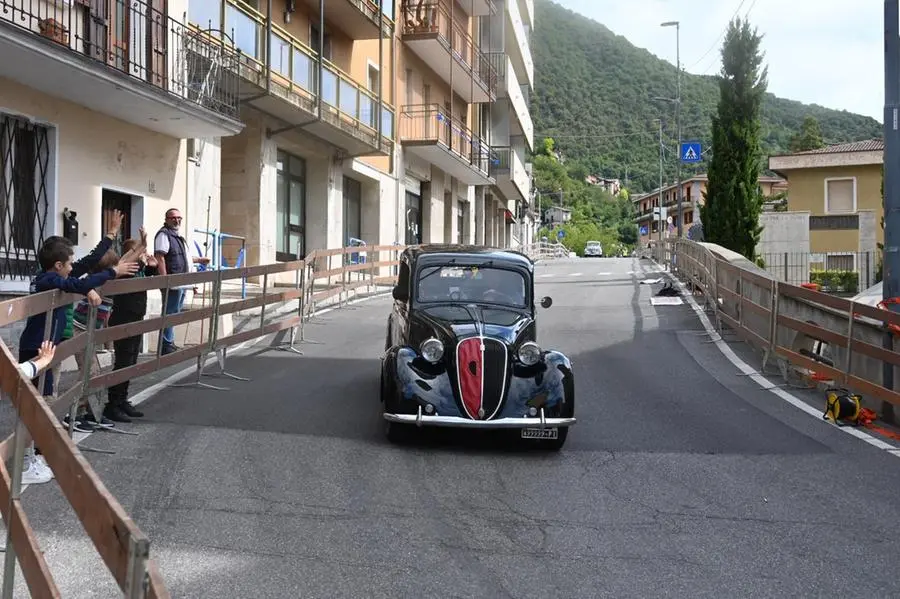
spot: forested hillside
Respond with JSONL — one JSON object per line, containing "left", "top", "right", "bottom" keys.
{"left": 531, "top": 0, "right": 883, "bottom": 192}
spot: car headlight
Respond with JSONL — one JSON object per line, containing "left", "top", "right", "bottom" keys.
{"left": 420, "top": 338, "right": 444, "bottom": 363}
{"left": 518, "top": 341, "right": 542, "bottom": 366}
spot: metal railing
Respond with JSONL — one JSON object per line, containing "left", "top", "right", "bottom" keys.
{"left": 0, "top": 242, "right": 405, "bottom": 596}
{"left": 757, "top": 251, "right": 878, "bottom": 294}
{"left": 520, "top": 241, "right": 569, "bottom": 261}
{"left": 400, "top": 104, "right": 493, "bottom": 176}
{"left": 399, "top": 0, "right": 497, "bottom": 97}
{"left": 188, "top": 0, "right": 395, "bottom": 146}
{"left": 656, "top": 238, "right": 900, "bottom": 422}
{"left": 1, "top": 0, "right": 242, "bottom": 120}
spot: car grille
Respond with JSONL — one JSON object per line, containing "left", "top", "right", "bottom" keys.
{"left": 455, "top": 337, "right": 509, "bottom": 420}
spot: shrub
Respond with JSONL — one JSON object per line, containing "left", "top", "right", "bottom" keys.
{"left": 810, "top": 269, "right": 858, "bottom": 294}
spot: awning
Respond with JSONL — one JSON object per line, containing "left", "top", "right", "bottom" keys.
{"left": 503, "top": 208, "right": 515, "bottom": 224}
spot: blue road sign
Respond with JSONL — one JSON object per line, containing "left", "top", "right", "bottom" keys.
{"left": 680, "top": 141, "right": 702, "bottom": 163}
{"left": 639, "top": 225, "right": 648, "bottom": 236}
{"left": 557, "top": 229, "right": 565, "bottom": 239}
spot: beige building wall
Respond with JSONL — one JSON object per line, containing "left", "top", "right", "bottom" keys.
{"left": 0, "top": 77, "right": 189, "bottom": 289}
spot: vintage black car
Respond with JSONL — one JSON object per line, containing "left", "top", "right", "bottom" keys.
{"left": 380, "top": 245, "right": 575, "bottom": 449}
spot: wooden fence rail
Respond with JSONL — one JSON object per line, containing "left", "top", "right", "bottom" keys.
{"left": 0, "top": 243, "right": 405, "bottom": 597}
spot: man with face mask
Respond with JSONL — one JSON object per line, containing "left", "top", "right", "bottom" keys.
{"left": 154, "top": 208, "right": 209, "bottom": 355}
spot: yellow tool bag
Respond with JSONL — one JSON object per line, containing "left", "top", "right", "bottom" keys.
{"left": 823, "top": 387, "right": 864, "bottom": 426}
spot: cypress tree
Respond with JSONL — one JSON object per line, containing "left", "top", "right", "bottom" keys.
{"left": 700, "top": 17, "right": 768, "bottom": 259}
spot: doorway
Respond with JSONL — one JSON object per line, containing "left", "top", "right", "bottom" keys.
{"left": 101, "top": 189, "right": 133, "bottom": 255}
{"left": 405, "top": 191, "right": 421, "bottom": 245}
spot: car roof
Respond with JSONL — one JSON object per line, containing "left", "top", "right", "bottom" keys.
{"left": 402, "top": 244, "right": 533, "bottom": 269}
{"left": 586, "top": 240, "right": 602, "bottom": 244}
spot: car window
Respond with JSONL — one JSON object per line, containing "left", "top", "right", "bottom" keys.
{"left": 416, "top": 265, "right": 527, "bottom": 307}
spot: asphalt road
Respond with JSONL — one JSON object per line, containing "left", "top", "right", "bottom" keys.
{"left": 14, "top": 257, "right": 900, "bottom": 598}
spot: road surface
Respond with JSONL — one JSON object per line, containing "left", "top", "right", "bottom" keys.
{"left": 16, "top": 256, "right": 900, "bottom": 598}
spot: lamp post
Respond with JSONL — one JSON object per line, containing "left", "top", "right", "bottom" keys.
{"left": 661, "top": 20, "right": 682, "bottom": 237}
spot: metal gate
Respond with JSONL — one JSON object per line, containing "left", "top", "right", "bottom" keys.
{"left": 0, "top": 115, "right": 51, "bottom": 281}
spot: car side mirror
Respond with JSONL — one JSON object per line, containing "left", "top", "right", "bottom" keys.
{"left": 540, "top": 296, "right": 553, "bottom": 309}
{"left": 392, "top": 286, "right": 408, "bottom": 302}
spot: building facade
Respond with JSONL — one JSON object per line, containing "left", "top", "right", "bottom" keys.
{"left": 633, "top": 174, "right": 787, "bottom": 247}
{"left": 764, "top": 140, "right": 883, "bottom": 288}
{"left": 0, "top": 0, "right": 536, "bottom": 291}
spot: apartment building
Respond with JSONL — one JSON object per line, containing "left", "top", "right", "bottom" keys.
{"left": 633, "top": 174, "right": 787, "bottom": 247}
{"left": 0, "top": 0, "right": 243, "bottom": 292}
{"left": 0, "top": 0, "right": 536, "bottom": 290}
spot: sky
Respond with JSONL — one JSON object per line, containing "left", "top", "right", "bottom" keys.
{"left": 554, "top": 0, "right": 884, "bottom": 122}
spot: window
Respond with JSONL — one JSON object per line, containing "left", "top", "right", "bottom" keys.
{"left": 343, "top": 176, "right": 362, "bottom": 243}
{"left": 825, "top": 178, "right": 856, "bottom": 214}
{"left": 310, "top": 24, "right": 332, "bottom": 60}
{"left": 826, "top": 253, "right": 855, "bottom": 272}
{"left": 276, "top": 150, "right": 306, "bottom": 261}
{"left": 0, "top": 115, "right": 51, "bottom": 280}
{"left": 405, "top": 69, "right": 413, "bottom": 105}
{"left": 416, "top": 265, "right": 527, "bottom": 308}
{"left": 367, "top": 64, "right": 379, "bottom": 93}
{"left": 457, "top": 203, "right": 465, "bottom": 244}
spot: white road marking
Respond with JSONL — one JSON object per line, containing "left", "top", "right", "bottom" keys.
{"left": 570, "top": 272, "right": 583, "bottom": 277}
{"left": 659, "top": 267, "right": 900, "bottom": 455}
{"left": 596, "top": 272, "right": 613, "bottom": 276}
{"left": 538, "top": 274, "right": 555, "bottom": 278}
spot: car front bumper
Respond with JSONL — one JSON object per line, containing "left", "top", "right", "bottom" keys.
{"left": 384, "top": 407, "right": 576, "bottom": 428}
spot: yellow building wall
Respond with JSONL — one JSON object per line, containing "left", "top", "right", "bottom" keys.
{"left": 809, "top": 230, "right": 862, "bottom": 254}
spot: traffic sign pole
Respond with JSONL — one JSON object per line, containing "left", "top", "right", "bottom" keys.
{"left": 883, "top": 0, "right": 900, "bottom": 414}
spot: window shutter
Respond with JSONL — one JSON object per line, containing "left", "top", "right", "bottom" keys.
{"left": 826, "top": 179, "right": 854, "bottom": 213}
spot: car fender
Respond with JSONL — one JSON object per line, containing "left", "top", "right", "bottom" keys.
{"left": 383, "top": 345, "right": 463, "bottom": 417}
{"left": 501, "top": 350, "right": 575, "bottom": 419}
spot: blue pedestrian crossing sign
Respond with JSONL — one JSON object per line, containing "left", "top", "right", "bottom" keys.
{"left": 680, "top": 141, "right": 702, "bottom": 163}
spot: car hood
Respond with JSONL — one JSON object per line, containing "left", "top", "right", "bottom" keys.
{"left": 412, "top": 304, "right": 534, "bottom": 346}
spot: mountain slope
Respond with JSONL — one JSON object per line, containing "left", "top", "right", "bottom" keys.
{"left": 532, "top": 0, "right": 883, "bottom": 193}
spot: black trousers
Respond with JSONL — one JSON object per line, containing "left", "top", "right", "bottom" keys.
{"left": 107, "top": 309, "right": 143, "bottom": 406}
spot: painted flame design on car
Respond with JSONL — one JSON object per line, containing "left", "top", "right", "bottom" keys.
{"left": 456, "top": 337, "right": 483, "bottom": 419}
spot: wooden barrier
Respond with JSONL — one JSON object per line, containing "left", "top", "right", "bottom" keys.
{"left": 662, "top": 238, "right": 900, "bottom": 417}
{"left": 0, "top": 243, "right": 405, "bottom": 597}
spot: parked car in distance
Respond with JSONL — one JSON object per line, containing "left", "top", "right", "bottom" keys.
{"left": 381, "top": 245, "right": 576, "bottom": 450}
{"left": 584, "top": 241, "right": 603, "bottom": 257}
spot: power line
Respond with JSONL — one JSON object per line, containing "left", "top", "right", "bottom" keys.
{"left": 535, "top": 120, "right": 714, "bottom": 141}
{"left": 686, "top": 0, "right": 748, "bottom": 71}
{"left": 699, "top": 0, "right": 760, "bottom": 75}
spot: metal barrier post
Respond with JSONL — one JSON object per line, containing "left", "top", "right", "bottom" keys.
{"left": 275, "top": 261, "right": 305, "bottom": 355}
{"left": 1, "top": 392, "right": 28, "bottom": 598}
{"left": 206, "top": 268, "right": 251, "bottom": 381}
{"left": 170, "top": 272, "right": 228, "bottom": 391}
{"left": 124, "top": 535, "right": 150, "bottom": 599}
{"left": 74, "top": 304, "right": 121, "bottom": 454}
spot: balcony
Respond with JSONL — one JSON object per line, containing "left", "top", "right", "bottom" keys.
{"left": 489, "top": 53, "right": 533, "bottom": 150}
{"left": 298, "top": 0, "right": 394, "bottom": 39}
{"left": 519, "top": 0, "right": 533, "bottom": 28}
{"left": 490, "top": 146, "right": 529, "bottom": 202}
{"left": 455, "top": 0, "right": 497, "bottom": 16}
{"left": 400, "top": 2, "right": 496, "bottom": 103}
{"left": 0, "top": 0, "right": 242, "bottom": 138}
{"left": 505, "top": 0, "right": 533, "bottom": 89}
{"left": 400, "top": 104, "right": 493, "bottom": 186}
{"left": 192, "top": 0, "right": 394, "bottom": 156}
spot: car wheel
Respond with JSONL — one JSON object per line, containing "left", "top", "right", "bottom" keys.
{"left": 542, "top": 427, "right": 569, "bottom": 450}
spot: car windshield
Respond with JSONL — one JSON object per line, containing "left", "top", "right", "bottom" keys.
{"left": 416, "top": 265, "right": 527, "bottom": 308}
{"left": 587, "top": 242, "right": 601, "bottom": 248}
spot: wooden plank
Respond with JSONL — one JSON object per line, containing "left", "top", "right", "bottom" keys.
{"left": 89, "top": 344, "right": 207, "bottom": 391}
{"left": 779, "top": 282, "right": 852, "bottom": 311}
{"left": 312, "top": 286, "right": 343, "bottom": 302}
{"left": 740, "top": 296, "right": 771, "bottom": 318}
{"left": 850, "top": 338, "right": 900, "bottom": 369}
{"left": 776, "top": 313, "right": 849, "bottom": 346}
{"left": 0, "top": 347, "right": 160, "bottom": 594}
{"left": 0, "top": 464, "right": 62, "bottom": 597}
{"left": 718, "top": 285, "right": 740, "bottom": 299}
{"left": 846, "top": 373, "right": 900, "bottom": 407}
{"left": 216, "top": 289, "right": 304, "bottom": 318}
{"left": 146, "top": 558, "right": 171, "bottom": 599}
{"left": 311, "top": 267, "right": 345, "bottom": 279}
{"left": 740, "top": 268, "right": 775, "bottom": 290}
{"left": 852, "top": 301, "right": 900, "bottom": 329}
{"left": 92, "top": 306, "right": 216, "bottom": 346}
{"left": 775, "top": 346, "right": 847, "bottom": 383}
{"left": 213, "top": 315, "right": 303, "bottom": 350}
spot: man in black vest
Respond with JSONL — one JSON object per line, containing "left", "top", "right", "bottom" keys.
{"left": 153, "top": 208, "right": 209, "bottom": 354}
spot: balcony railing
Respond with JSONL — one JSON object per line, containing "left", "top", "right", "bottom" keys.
{"left": 400, "top": 1, "right": 496, "bottom": 96}
{"left": 189, "top": 0, "right": 394, "bottom": 144}
{"left": 2, "top": 0, "right": 241, "bottom": 120}
{"left": 490, "top": 146, "right": 529, "bottom": 197}
{"left": 400, "top": 104, "right": 492, "bottom": 175}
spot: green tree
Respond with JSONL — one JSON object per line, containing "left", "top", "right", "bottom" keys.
{"left": 700, "top": 17, "right": 768, "bottom": 260}
{"left": 789, "top": 115, "right": 825, "bottom": 152}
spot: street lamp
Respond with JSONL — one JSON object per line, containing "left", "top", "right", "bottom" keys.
{"left": 661, "top": 20, "right": 682, "bottom": 237}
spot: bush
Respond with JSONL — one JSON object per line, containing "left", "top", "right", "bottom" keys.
{"left": 810, "top": 269, "right": 859, "bottom": 294}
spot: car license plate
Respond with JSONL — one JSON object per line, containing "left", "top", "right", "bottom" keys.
{"left": 521, "top": 427, "right": 558, "bottom": 439}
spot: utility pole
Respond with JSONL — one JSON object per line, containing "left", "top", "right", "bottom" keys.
{"left": 657, "top": 118, "right": 664, "bottom": 248}
{"left": 883, "top": 0, "right": 900, "bottom": 409}
{"left": 661, "top": 20, "right": 682, "bottom": 237}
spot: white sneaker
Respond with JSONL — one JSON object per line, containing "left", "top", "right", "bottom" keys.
{"left": 34, "top": 455, "right": 54, "bottom": 480}
{"left": 21, "top": 458, "right": 52, "bottom": 485}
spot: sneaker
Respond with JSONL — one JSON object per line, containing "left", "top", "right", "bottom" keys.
{"left": 62, "top": 414, "right": 97, "bottom": 433}
{"left": 83, "top": 412, "right": 115, "bottom": 429}
{"left": 33, "top": 455, "right": 54, "bottom": 480}
{"left": 121, "top": 401, "right": 144, "bottom": 418}
{"left": 103, "top": 405, "right": 132, "bottom": 423}
{"left": 21, "top": 457, "right": 52, "bottom": 485}
{"left": 161, "top": 342, "right": 179, "bottom": 355}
